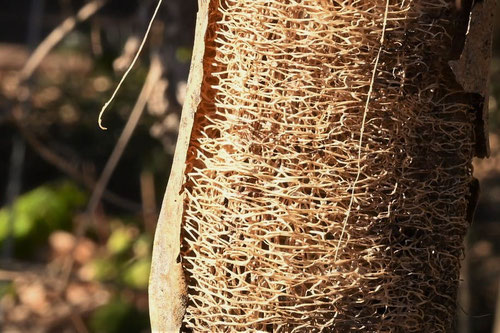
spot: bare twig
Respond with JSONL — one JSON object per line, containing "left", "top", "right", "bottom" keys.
{"left": 55, "top": 56, "right": 163, "bottom": 294}
{"left": 18, "top": 0, "right": 107, "bottom": 82}
{"left": 88, "top": 55, "right": 163, "bottom": 216}
{"left": 11, "top": 116, "right": 141, "bottom": 212}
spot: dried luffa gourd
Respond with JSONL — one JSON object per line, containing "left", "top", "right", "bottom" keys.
{"left": 149, "top": 0, "right": 495, "bottom": 331}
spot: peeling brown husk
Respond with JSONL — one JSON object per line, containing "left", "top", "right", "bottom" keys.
{"left": 149, "top": 0, "right": 495, "bottom": 332}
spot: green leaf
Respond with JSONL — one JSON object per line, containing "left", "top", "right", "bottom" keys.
{"left": 107, "top": 226, "right": 134, "bottom": 255}
{"left": 122, "top": 258, "right": 151, "bottom": 290}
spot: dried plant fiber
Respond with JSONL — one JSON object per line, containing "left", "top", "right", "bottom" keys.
{"left": 149, "top": 0, "right": 495, "bottom": 332}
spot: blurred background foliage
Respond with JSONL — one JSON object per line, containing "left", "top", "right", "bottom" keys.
{"left": 0, "top": 1, "right": 498, "bottom": 332}
{"left": 0, "top": 1, "right": 195, "bottom": 332}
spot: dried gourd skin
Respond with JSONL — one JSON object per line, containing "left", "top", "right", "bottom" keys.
{"left": 149, "top": 0, "right": 495, "bottom": 332}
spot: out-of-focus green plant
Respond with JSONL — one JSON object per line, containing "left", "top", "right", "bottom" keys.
{"left": 89, "top": 297, "right": 149, "bottom": 333}
{"left": 0, "top": 181, "right": 86, "bottom": 257}
{"left": 133, "top": 234, "right": 152, "bottom": 258}
{"left": 106, "top": 224, "right": 136, "bottom": 255}
{"left": 83, "top": 220, "right": 152, "bottom": 291}
{"left": 122, "top": 258, "right": 151, "bottom": 290}
{"left": 89, "top": 257, "right": 119, "bottom": 281}
{"left": 0, "top": 281, "right": 14, "bottom": 299}
{"left": 175, "top": 46, "right": 193, "bottom": 63}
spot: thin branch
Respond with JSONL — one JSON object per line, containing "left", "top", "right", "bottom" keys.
{"left": 11, "top": 116, "right": 141, "bottom": 212}
{"left": 88, "top": 55, "right": 163, "bottom": 215}
{"left": 18, "top": 0, "right": 108, "bottom": 82}
{"left": 55, "top": 56, "right": 163, "bottom": 295}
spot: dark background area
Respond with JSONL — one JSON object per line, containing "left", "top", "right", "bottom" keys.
{"left": 0, "top": 1, "right": 498, "bottom": 332}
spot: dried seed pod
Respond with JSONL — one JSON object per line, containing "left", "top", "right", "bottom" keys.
{"left": 150, "top": 0, "right": 495, "bottom": 332}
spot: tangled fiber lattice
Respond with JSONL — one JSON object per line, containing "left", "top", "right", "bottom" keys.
{"left": 178, "top": 0, "right": 485, "bottom": 331}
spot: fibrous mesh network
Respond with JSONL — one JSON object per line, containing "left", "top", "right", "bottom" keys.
{"left": 180, "top": 0, "right": 480, "bottom": 331}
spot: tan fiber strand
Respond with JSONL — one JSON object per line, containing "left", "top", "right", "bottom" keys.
{"left": 176, "top": 0, "right": 485, "bottom": 332}
{"left": 98, "top": 0, "right": 164, "bottom": 130}
{"left": 334, "top": 0, "right": 390, "bottom": 263}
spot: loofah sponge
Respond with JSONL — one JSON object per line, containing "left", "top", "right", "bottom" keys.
{"left": 149, "top": 0, "right": 495, "bottom": 332}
